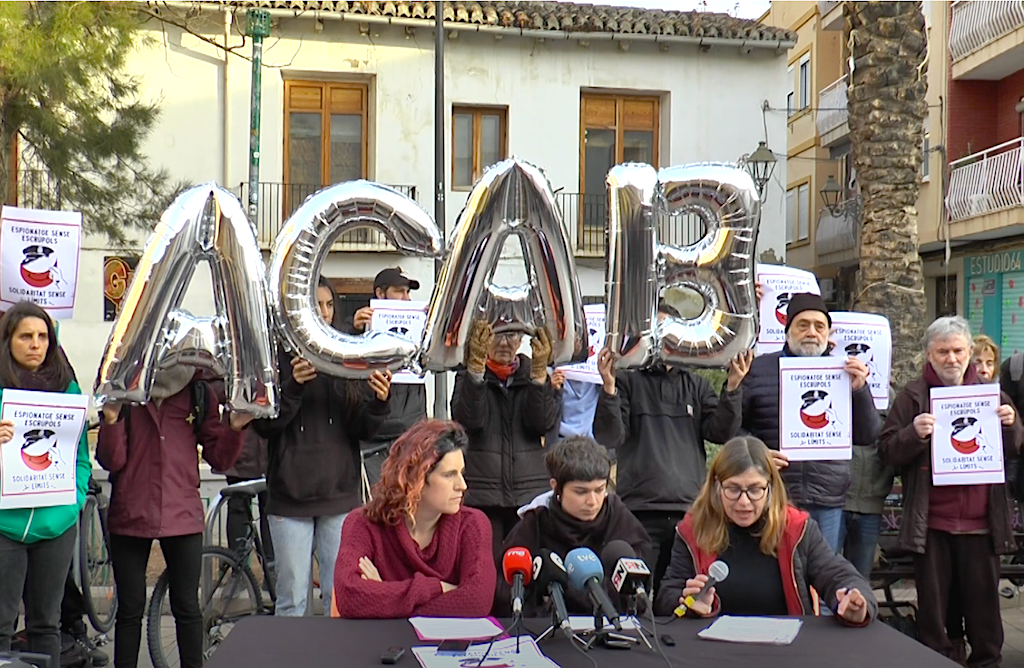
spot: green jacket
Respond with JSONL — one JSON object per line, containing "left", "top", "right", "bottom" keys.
{"left": 0, "top": 381, "right": 91, "bottom": 543}
{"left": 844, "top": 443, "right": 896, "bottom": 515}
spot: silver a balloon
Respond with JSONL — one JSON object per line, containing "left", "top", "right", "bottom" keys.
{"left": 267, "top": 180, "right": 442, "bottom": 378}
{"left": 603, "top": 163, "right": 659, "bottom": 369}
{"left": 94, "top": 184, "right": 278, "bottom": 416}
{"left": 420, "top": 157, "right": 588, "bottom": 371}
{"left": 604, "top": 163, "right": 760, "bottom": 369}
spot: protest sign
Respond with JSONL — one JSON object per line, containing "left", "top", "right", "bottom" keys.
{"left": 370, "top": 299, "right": 428, "bottom": 384}
{"left": 557, "top": 304, "right": 606, "bottom": 384}
{"left": 756, "top": 264, "right": 820, "bottom": 356}
{"left": 828, "top": 312, "right": 892, "bottom": 410}
{"left": 931, "top": 384, "right": 1005, "bottom": 486}
{"left": 779, "top": 357, "right": 852, "bottom": 461}
{"left": 0, "top": 389, "right": 88, "bottom": 509}
{"left": 0, "top": 206, "right": 82, "bottom": 319}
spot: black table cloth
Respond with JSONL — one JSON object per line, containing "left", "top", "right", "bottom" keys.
{"left": 204, "top": 615, "right": 959, "bottom": 668}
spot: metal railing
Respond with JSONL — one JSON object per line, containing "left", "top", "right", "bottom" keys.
{"left": 554, "top": 192, "right": 707, "bottom": 257}
{"left": 816, "top": 75, "right": 849, "bottom": 136}
{"left": 815, "top": 197, "right": 860, "bottom": 257}
{"left": 950, "top": 0, "right": 1024, "bottom": 62}
{"left": 239, "top": 182, "right": 417, "bottom": 250}
{"left": 10, "top": 169, "right": 63, "bottom": 209}
{"left": 946, "top": 137, "right": 1024, "bottom": 221}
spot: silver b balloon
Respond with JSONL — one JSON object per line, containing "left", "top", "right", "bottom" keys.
{"left": 94, "top": 184, "right": 278, "bottom": 416}
{"left": 267, "top": 181, "right": 443, "bottom": 378}
{"left": 604, "top": 163, "right": 760, "bottom": 369}
{"left": 420, "top": 158, "right": 588, "bottom": 371}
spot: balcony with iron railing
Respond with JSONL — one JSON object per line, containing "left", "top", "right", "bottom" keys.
{"left": 814, "top": 197, "right": 861, "bottom": 264}
{"left": 950, "top": 0, "right": 1024, "bottom": 78}
{"left": 946, "top": 137, "right": 1024, "bottom": 223}
{"left": 7, "top": 169, "right": 63, "bottom": 209}
{"left": 816, "top": 75, "right": 849, "bottom": 143}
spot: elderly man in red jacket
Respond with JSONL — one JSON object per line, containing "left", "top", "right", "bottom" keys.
{"left": 879, "top": 316, "right": 1022, "bottom": 668}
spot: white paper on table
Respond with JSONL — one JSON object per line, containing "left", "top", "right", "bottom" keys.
{"left": 930, "top": 383, "right": 1005, "bottom": 486}
{"left": 0, "top": 389, "right": 89, "bottom": 509}
{"left": 697, "top": 616, "right": 803, "bottom": 645}
{"left": 778, "top": 357, "right": 853, "bottom": 462}
{"left": 828, "top": 311, "right": 893, "bottom": 411}
{"left": 408, "top": 616, "right": 504, "bottom": 641}
{"left": 567, "top": 615, "right": 638, "bottom": 632}
{"left": 369, "top": 299, "right": 428, "bottom": 384}
{"left": 0, "top": 205, "right": 83, "bottom": 319}
{"left": 556, "top": 304, "right": 606, "bottom": 385}
{"left": 755, "top": 264, "right": 820, "bottom": 356}
{"left": 411, "top": 636, "right": 559, "bottom": 668}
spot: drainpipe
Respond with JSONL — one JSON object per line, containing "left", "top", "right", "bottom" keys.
{"left": 245, "top": 9, "right": 271, "bottom": 221}
{"left": 222, "top": 9, "right": 232, "bottom": 189}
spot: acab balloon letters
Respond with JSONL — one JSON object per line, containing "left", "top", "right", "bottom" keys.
{"left": 94, "top": 159, "right": 760, "bottom": 415}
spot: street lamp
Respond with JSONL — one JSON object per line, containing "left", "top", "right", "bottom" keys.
{"left": 745, "top": 141, "right": 777, "bottom": 198}
{"left": 819, "top": 175, "right": 843, "bottom": 217}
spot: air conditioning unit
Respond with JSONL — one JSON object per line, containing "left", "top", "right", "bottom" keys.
{"left": 819, "top": 278, "right": 836, "bottom": 302}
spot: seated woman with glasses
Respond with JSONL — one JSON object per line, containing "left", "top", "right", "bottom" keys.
{"left": 654, "top": 436, "right": 877, "bottom": 625}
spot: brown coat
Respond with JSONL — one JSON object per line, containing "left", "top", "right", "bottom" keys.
{"left": 878, "top": 373, "right": 1023, "bottom": 555}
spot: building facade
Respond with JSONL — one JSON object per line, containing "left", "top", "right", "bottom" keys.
{"left": 7, "top": 1, "right": 794, "bottom": 405}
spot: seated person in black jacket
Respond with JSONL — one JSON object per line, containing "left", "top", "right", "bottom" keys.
{"left": 494, "top": 436, "right": 651, "bottom": 616}
{"left": 592, "top": 301, "right": 753, "bottom": 590}
{"left": 654, "top": 436, "right": 876, "bottom": 626}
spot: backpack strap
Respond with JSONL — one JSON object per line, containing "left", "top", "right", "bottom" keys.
{"left": 1012, "top": 353, "right": 1024, "bottom": 383}
{"left": 190, "top": 380, "right": 208, "bottom": 442}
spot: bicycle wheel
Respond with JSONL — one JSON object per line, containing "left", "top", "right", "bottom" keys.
{"left": 79, "top": 494, "right": 117, "bottom": 633}
{"left": 147, "top": 547, "right": 263, "bottom": 668}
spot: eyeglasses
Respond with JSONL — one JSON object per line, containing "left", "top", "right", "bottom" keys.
{"left": 494, "top": 332, "right": 521, "bottom": 343}
{"left": 720, "top": 484, "right": 769, "bottom": 501}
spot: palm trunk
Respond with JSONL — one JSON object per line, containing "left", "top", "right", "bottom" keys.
{"left": 846, "top": 1, "right": 929, "bottom": 394}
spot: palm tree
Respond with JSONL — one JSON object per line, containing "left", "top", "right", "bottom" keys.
{"left": 846, "top": 1, "right": 928, "bottom": 393}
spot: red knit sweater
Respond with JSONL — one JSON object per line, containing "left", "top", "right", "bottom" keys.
{"left": 334, "top": 506, "right": 496, "bottom": 619}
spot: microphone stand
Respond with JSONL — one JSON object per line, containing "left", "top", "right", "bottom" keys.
{"left": 580, "top": 605, "right": 638, "bottom": 651}
{"left": 623, "top": 594, "right": 653, "bottom": 650}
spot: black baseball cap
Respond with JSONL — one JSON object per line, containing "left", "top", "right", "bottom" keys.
{"left": 374, "top": 267, "right": 420, "bottom": 292}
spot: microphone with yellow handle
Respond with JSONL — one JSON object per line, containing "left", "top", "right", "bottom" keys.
{"left": 673, "top": 560, "right": 730, "bottom": 617}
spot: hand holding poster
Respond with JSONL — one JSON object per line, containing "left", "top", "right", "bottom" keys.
{"left": 0, "top": 206, "right": 83, "bottom": 319}
{"left": 369, "top": 300, "right": 428, "bottom": 384}
{"left": 0, "top": 389, "right": 88, "bottom": 510}
{"left": 756, "top": 264, "right": 820, "bottom": 356}
{"left": 556, "top": 304, "right": 606, "bottom": 384}
{"left": 930, "top": 384, "right": 1005, "bottom": 486}
{"left": 828, "top": 312, "right": 892, "bottom": 410}
{"left": 779, "top": 357, "right": 852, "bottom": 461}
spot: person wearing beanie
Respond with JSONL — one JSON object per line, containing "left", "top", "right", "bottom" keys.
{"left": 739, "top": 291, "right": 882, "bottom": 553}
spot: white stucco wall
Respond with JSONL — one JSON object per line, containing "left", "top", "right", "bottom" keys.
{"left": 61, "top": 11, "right": 789, "bottom": 409}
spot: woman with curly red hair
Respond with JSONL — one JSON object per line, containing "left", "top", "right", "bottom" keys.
{"left": 333, "top": 420, "right": 496, "bottom": 618}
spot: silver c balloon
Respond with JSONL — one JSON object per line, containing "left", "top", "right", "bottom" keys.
{"left": 604, "top": 163, "right": 760, "bottom": 369}
{"left": 94, "top": 184, "right": 278, "bottom": 416}
{"left": 267, "top": 180, "right": 443, "bottom": 378}
{"left": 420, "top": 157, "right": 588, "bottom": 372}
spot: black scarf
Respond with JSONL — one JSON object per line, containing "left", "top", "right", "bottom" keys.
{"left": 14, "top": 345, "right": 73, "bottom": 393}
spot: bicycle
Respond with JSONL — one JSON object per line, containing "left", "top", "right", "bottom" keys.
{"left": 146, "top": 478, "right": 274, "bottom": 668}
{"left": 76, "top": 478, "right": 117, "bottom": 634}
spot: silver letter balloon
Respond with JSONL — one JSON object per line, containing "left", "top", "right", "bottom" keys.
{"left": 419, "top": 158, "right": 588, "bottom": 372}
{"left": 267, "top": 181, "right": 443, "bottom": 378}
{"left": 604, "top": 163, "right": 760, "bottom": 369}
{"left": 94, "top": 184, "right": 279, "bottom": 417}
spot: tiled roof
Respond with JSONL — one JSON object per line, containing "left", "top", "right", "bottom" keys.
{"left": 176, "top": 1, "right": 796, "bottom": 43}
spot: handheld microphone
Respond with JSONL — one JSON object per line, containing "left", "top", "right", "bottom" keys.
{"left": 565, "top": 547, "right": 623, "bottom": 631}
{"left": 502, "top": 547, "right": 533, "bottom": 616}
{"left": 533, "top": 549, "right": 572, "bottom": 639}
{"left": 673, "top": 560, "right": 730, "bottom": 617}
{"left": 601, "top": 540, "right": 652, "bottom": 609}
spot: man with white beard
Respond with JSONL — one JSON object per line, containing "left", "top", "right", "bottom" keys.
{"left": 739, "top": 293, "right": 881, "bottom": 553}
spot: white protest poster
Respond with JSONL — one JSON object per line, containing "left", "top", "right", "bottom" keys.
{"left": 557, "top": 304, "right": 606, "bottom": 384}
{"left": 930, "top": 384, "right": 1005, "bottom": 486}
{"left": 828, "top": 312, "right": 892, "bottom": 410}
{"left": 0, "top": 389, "right": 89, "bottom": 510}
{"left": 778, "top": 357, "right": 852, "bottom": 461}
{"left": 756, "top": 263, "right": 820, "bottom": 356}
{"left": 370, "top": 299, "right": 428, "bottom": 384}
{"left": 0, "top": 206, "right": 82, "bottom": 319}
